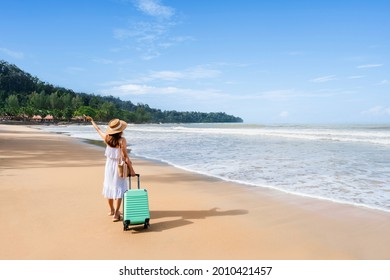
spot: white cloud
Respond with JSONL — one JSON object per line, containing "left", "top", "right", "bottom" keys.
{"left": 279, "top": 111, "right": 289, "bottom": 118}
{"left": 113, "top": 29, "right": 134, "bottom": 41}
{"left": 104, "top": 83, "right": 159, "bottom": 95}
{"left": 375, "top": 79, "right": 389, "bottom": 86}
{"left": 113, "top": 21, "right": 169, "bottom": 41}
{"left": 347, "top": 75, "right": 365, "bottom": 79}
{"left": 0, "top": 47, "right": 24, "bottom": 59}
{"left": 149, "top": 66, "right": 221, "bottom": 81}
{"left": 134, "top": 0, "right": 174, "bottom": 19}
{"left": 362, "top": 106, "right": 390, "bottom": 116}
{"left": 357, "top": 64, "right": 383, "bottom": 69}
{"left": 100, "top": 83, "right": 227, "bottom": 100}
{"left": 113, "top": 21, "right": 169, "bottom": 60}
{"left": 113, "top": 1, "right": 185, "bottom": 60}
{"left": 171, "top": 36, "right": 195, "bottom": 43}
{"left": 148, "top": 71, "right": 183, "bottom": 81}
{"left": 310, "top": 75, "right": 337, "bottom": 83}
{"left": 101, "top": 82, "right": 183, "bottom": 96}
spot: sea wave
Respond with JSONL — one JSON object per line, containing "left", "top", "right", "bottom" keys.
{"left": 128, "top": 124, "right": 390, "bottom": 146}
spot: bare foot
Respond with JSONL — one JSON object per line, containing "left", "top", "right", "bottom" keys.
{"left": 112, "top": 215, "right": 122, "bottom": 222}
{"left": 112, "top": 210, "right": 122, "bottom": 222}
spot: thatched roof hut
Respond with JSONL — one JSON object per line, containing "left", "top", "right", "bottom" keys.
{"left": 32, "top": 115, "right": 42, "bottom": 121}
{"left": 71, "top": 116, "right": 84, "bottom": 122}
{"left": 44, "top": 115, "right": 54, "bottom": 121}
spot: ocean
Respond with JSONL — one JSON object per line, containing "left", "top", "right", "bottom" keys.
{"left": 41, "top": 123, "right": 390, "bottom": 213}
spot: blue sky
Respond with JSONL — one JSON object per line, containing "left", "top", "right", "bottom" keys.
{"left": 1, "top": 0, "right": 389, "bottom": 124}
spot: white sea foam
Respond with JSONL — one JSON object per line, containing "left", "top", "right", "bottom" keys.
{"left": 140, "top": 124, "right": 390, "bottom": 146}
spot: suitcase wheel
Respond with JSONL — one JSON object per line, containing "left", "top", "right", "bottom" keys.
{"left": 123, "top": 220, "right": 130, "bottom": 231}
{"left": 144, "top": 219, "right": 150, "bottom": 229}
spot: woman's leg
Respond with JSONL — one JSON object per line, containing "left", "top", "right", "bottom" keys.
{"left": 107, "top": 199, "right": 115, "bottom": 215}
{"left": 113, "top": 198, "right": 122, "bottom": 221}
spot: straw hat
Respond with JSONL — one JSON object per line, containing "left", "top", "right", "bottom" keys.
{"left": 106, "top": 119, "right": 127, "bottom": 135}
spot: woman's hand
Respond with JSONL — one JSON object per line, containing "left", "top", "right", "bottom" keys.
{"left": 84, "top": 115, "right": 93, "bottom": 122}
{"left": 130, "top": 165, "right": 137, "bottom": 177}
{"left": 85, "top": 115, "right": 105, "bottom": 140}
{"left": 125, "top": 158, "right": 136, "bottom": 177}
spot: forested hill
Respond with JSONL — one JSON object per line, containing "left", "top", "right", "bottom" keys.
{"left": 0, "top": 60, "right": 243, "bottom": 123}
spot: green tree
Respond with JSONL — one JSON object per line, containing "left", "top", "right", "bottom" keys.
{"left": 88, "top": 96, "right": 102, "bottom": 109}
{"left": 63, "top": 107, "right": 73, "bottom": 121}
{"left": 61, "top": 93, "right": 73, "bottom": 109}
{"left": 51, "top": 109, "right": 64, "bottom": 119}
{"left": 72, "top": 95, "right": 83, "bottom": 110}
{"left": 135, "top": 106, "right": 151, "bottom": 123}
{"left": 121, "top": 110, "right": 137, "bottom": 123}
{"left": 49, "top": 91, "right": 60, "bottom": 109}
{"left": 28, "top": 91, "right": 47, "bottom": 109}
{"left": 19, "top": 106, "right": 35, "bottom": 118}
{"left": 6, "top": 94, "right": 20, "bottom": 115}
{"left": 99, "top": 102, "right": 117, "bottom": 121}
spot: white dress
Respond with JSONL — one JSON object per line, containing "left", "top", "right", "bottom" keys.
{"left": 102, "top": 145, "right": 128, "bottom": 199}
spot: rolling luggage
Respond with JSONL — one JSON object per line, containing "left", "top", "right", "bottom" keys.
{"left": 123, "top": 174, "right": 151, "bottom": 231}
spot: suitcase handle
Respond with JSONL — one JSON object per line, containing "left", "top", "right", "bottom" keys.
{"left": 129, "top": 174, "right": 140, "bottom": 189}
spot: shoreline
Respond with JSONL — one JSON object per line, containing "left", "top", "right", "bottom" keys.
{"left": 1, "top": 124, "right": 390, "bottom": 260}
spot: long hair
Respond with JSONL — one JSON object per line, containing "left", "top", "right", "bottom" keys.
{"left": 105, "top": 132, "right": 122, "bottom": 148}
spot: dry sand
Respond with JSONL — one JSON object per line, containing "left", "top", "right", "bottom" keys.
{"left": 1, "top": 124, "right": 389, "bottom": 260}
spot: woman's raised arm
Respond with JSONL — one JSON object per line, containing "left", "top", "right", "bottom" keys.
{"left": 85, "top": 116, "right": 105, "bottom": 140}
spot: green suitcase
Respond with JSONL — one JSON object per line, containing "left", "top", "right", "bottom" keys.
{"left": 123, "top": 174, "right": 150, "bottom": 231}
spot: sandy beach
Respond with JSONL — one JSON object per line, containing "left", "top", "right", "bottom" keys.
{"left": 0, "top": 124, "right": 389, "bottom": 260}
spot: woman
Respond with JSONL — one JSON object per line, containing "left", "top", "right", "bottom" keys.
{"left": 86, "top": 116, "right": 136, "bottom": 222}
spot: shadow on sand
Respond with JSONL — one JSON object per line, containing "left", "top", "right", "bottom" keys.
{"left": 127, "top": 207, "right": 248, "bottom": 233}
